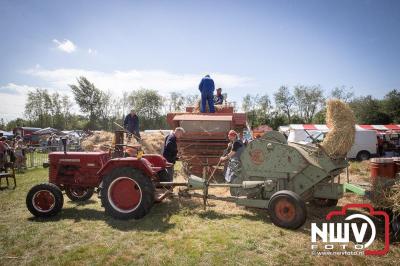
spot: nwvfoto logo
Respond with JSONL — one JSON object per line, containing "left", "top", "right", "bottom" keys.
{"left": 310, "top": 204, "right": 390, "bottom": 256}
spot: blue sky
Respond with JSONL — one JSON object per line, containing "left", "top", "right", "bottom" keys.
{"left": 0, "top": 0, "right": 399, "bottom": 120}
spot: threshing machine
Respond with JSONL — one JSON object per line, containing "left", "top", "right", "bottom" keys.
{"left": 167, "top": 104, "right": 247, "bottom": 177}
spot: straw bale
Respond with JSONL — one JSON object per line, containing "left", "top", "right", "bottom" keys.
{"left": 81, "top": 131, "right": 114, "bottom": 151}
{"left": 370, "top": 178, "right": 400, "bottom": 217}
{"left": 321, "top": 99, "right": 356, "bottom": 158}
{"left": 139, "top": 132, "right": 166, "bottom": 154}
{"left": 81, "top": 130, "right": 165, "bottom": 154}
{"left": 192, "top": 100, "right": 228, "bottom": 113}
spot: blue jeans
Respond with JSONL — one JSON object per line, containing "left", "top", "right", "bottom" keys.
{"left": 201, "top": 91, "right": 215, "bottom": 113}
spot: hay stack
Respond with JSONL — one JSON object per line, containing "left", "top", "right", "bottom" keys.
{"left": 81, "top": 130, "right": 165, "bottom": 154}
{"left": 81, "top": 131, "right": 114, "bottom": 151}
{"left": 192, "top": 100, "right": 228, "bottom": 113}
{"left": 127, "top": 132, "right": 166, "bottom": 154}
{"left": 140, "top": 132, "right": 165, "bottom": 154}
{"left": 321, "top": 99, "right": 356, "bottom": 159}
{"left": 370, "top": 178, "right": 400, "bottom": 217}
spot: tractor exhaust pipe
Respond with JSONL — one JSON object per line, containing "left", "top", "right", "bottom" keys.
{"left": 61, "top": 137, "right": 67, "bottom": 154}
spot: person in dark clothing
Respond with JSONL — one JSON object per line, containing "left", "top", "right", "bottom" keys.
{"left": 214, "top": 88, "right": 224, "bottom": 105}
{"left": 124, "top": 109, "right": 141, "bottom": 141}
{"left": 162, "top": 127, "right": 185, "bottom": 181}
{"left": 220, "top": 130, "right": 244, "bottom": 182}
{"left": 198, "top": 75, "right": 215, "bottom": 113}
{"left": 220, "top": 130, "right": 243, "bottom": 162}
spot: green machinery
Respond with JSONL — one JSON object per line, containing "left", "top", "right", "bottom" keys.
{"left": 180, "top": 131, "right": 349, "bottom": 229}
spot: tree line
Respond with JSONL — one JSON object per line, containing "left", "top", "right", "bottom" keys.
{"left": 1, "top": 77, "right": 199, "bottom": 131}
{"left": 1, "top": 76, "right": 400, "bottom": 131}
{"left": 241, "top": 86, "right": 400, "bottom": 129}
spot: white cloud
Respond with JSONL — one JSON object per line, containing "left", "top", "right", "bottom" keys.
{"left": 0, "top": 83, "right": 37, "bottom": 121}
{"left": 0, "top": 83, "right": 35, "bottom": 95}
{"left": 0, "top": 68, "right": 254, "bottom": 121}
{"left": 25, "top": 68, "right": 254, "bottom": 96}
{"left": 88, "top": 48, "right": 98, "bottom": 55}
{"left": 53, "top": 39, "right": 76, "bottom": 53}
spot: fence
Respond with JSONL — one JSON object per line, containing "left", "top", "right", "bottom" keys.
{"left": 25, "top": 150, "right": 49, "bottom": 168}
{"left": 23, "top": 144, "right": 82, "bottom": 169}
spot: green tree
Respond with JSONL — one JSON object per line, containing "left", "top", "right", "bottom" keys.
{"left": 294, "top": 85, "right": 325, "bottom": 123}
{"left": 242, "top": 94, "right": 258, "bottom": 127}
{"left": 349, "top": 95, "right": 391, "bottom": 124}
{"left": 274, "top": 86, "right": 295, "bottom": 124}
{"left": 254, "top": 94, "right": 271, "bottom": 126}
{"left": 169, "top": 92, "right": 185, "bottom": 112}
{"left": 61, "top": 95, "right": 73, "bottom": 129}
{"left": 0, "top": 118, "right": 5, "bottom": 129}
{"left": 312, "top": 109, "right": 326, "bottom": 124}
{"left": 266, "top": 111, "right": 288, "bottom": 130}
{"left": 128, "top": 88, "right": 166, "bottom": 129}
{"left": 6, "top": 118, "right": 28, "bottom": 131}
{"left": 331, "top": 86, "right": 354, "bottom": 102}
{"left": 184, "top": 94, "right": 200, "bottom": 107}
{"left": 382, "top": 89, "right": 400, "bottom": 123}
{"left": 121, "top": 91, "right": 130, "bottom": 120}
{"left": 25, "top": 88, "right": 53, "bottom": 128}
{"left": 69, "top": 77, "right": 104, "bottom": 129}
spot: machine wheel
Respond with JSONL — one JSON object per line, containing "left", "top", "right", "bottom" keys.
{"left": 101, "top": 167, "right": 155, "bottom": 219}
{"left": 26, "top": 183, "right": 64, "bottom": 217}
{"left": 268, "top": 190, "right": 307, "bottom": 229}
{"left": 356, "top": 151, "right": 370, "bottom": 161}
{"left": 65, "top": 187, "right": 94, "bottom": 202}
{"left": 312, "top": 198, "right": 338, "bottom": 207}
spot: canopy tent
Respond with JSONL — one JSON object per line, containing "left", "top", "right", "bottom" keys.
{"left": 0, "top": 130, "right": 14, "bottom": 139}
{"left": 32, "top": 127, "right": 65, "bottom": 135}
{"left": 288, "top": 124, "right": 400, "bottom": 132}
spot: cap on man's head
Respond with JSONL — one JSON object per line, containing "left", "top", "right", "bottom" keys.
{"left": 228, "top": 130, "right": 237, "bottom": 137}
{"left": 205, "top": 74, "right": 210, "bottom": 78}
{"left": 217, "top": 88, "right": 222, "bottom": 91}
{"left": 130, "top": 109, "right": 135, "bottom": 113}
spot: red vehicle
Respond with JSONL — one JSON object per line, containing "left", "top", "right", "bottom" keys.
{"left": 26, "top": 135, "right": 173, "bottom": 219}
{"left": 13, "top": 127, "right": 41, "bottom": 145}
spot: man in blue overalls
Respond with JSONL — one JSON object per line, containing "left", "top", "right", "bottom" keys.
{"left": 198, "top": 75, "right": 215, "bottom": 113}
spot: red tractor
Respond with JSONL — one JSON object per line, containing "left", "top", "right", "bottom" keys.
{"left": 26, "top": 131, "right": 172, "bottom": 219}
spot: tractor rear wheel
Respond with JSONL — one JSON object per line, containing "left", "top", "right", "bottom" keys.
{"left": 311, "top": 198, "right": 338, "bottom": 207}
{"left": 26, "top": 183, "right": 64, "bottom": 217}
{"left": 101, "top": 167, "right": 155, "bottom": 219}
{"left": 268, "top": 190, "right": 307, "bottom": 229}
{"left": 65, "top": 187, "right": 94, "bottom": 202}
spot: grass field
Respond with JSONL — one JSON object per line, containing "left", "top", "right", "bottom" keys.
{"left": 0, "top": 166, "right": 399, "bottom": 265}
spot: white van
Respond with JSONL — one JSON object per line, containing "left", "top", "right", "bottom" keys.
{"left": 287, "top": 125, "right": 377, "bottom": 160}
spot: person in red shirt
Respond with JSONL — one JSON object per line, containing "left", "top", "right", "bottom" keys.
{"left": 0, "top": 137, "right": 8, "bottom": 171}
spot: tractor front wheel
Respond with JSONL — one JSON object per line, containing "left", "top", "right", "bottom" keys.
{"left": 101, "top": 167, "right": 155, "bottom": 219}
{"left": 268, "top": 190, "right": 307, "bottom": 229}
{"left": 26, "top": 183, "right": 64, "bottom": 217}
{"left": 65, "top": 187, "right": 94, "bottom": 202}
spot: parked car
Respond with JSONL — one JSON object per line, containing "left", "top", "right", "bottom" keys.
{"left": 287, "top": 125, "right": 377, "bottom": 160}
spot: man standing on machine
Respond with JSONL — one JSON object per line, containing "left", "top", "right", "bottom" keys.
{"left": 198, "top": 74, "right": 215, "bottom": 113}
